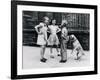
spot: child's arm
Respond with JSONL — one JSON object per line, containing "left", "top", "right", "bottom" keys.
{"left": 56, "top": 26, "right": 61, "bottom": 33}
{"left": 35, "top": 25, "right": 40, "bottom": 33}
{"left": 47, "top": 26, "right": 51, "bottom": 33}
{"left": 35, "top": 23, "right": 43, "bottom": 34}
{"left": 44, "top": 31, "right": 48, "bottom": 43}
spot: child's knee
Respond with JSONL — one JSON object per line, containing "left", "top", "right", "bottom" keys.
{"left": 41, "top": 45, "right": 45, "bottom": 48}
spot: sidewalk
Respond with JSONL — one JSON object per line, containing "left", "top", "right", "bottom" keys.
{"left": 22, "top": 46, "right": 90, "bottom": 69}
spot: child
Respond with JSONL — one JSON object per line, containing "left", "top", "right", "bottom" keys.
{"left": 35, "top": 16, "right": 49, "bottom": 62}
{"left": 47, "top": 19, "right": 61, "bottom": 58}
{"left": 60, "top": 20, "right": 69, "bottom": 63}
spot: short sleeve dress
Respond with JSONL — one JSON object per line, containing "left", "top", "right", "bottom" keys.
{"left": 35, "top": 23, "right": 48, "bottom": 46}
{"left": 47, "top": 25, "right": 59, "bottom": 45}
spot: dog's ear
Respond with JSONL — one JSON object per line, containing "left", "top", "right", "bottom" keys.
{"left": 71, "top": 35, "right": 77, "bottom": 41}
{"left": 69, "top": 35, "right": 74, "bottom": 43}
{"left": 71, "top": 37, "right": 75, "bottom": 41}
{"left": 69, "top": 36, "right": 71, "bottom": 41}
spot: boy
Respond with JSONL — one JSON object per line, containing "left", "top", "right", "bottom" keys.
{"left": 60, "top": 20, "right": 69, "bottom": 63}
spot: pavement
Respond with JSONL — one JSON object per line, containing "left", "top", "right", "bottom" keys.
{"left": 22, "top": 46, "right": 90, "bottom": 69}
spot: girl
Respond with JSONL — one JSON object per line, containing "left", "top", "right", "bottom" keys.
{"left": 35, "top": 16, "right": 49, "bottom": 63}
{"left": 60, "top": 20, "right": 69, "bottom": 63}
{"left": 48, "top": 19, "right": 61, "bottom": 58}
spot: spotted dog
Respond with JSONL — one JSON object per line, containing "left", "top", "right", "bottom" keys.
{"left": 69, "top": 34, "right": 85, "bottom": 60}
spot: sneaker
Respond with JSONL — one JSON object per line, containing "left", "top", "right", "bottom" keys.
{"left": 57, "top": 52, "right": 61, "bottom": 56}
{"left": 59, "top": 60, "right": 67, "bottom": 63}
{"left": 40, "top": 58, "right": 47, "bottom": 63}
{"left": 57, "top": 54, "right": 61, "bottom": 56}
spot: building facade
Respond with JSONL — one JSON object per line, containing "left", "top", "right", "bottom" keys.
{"left": 23, "top": 11, "right": 90, "bottom": 50}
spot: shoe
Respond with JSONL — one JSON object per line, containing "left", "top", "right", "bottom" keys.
{"left": 40, "top": 58, "right": 47, "bottom": 63}
{"left": 57, "top": 54, "right": 61, "bottom": 56}
{"left": 59, "top": 60, "right": 67, "bottom": 63}
{"left": 57, "top": 52, "right": 61, "bottom": 56}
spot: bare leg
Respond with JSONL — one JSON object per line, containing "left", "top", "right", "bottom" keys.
{"left": 55, "top": 45, "right": 59, "bottom": 52}
{"left": 50, "top": 45, "right": 54, "bottom": 58}
{"left": 40, "top": 45, "right": 47, "bottom": 62}
{"left": 40, "top": 45, "right": 45, "bottom": 59}
{"left": 56, "top": 45, "right": 61, "bottom": 56}
{"left": 50, "top": 45, "right": 53, "bottom": 54}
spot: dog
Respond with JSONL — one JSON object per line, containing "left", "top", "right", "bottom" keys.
{"left": 69, "top": 34, "right": 85, "bottom": 60}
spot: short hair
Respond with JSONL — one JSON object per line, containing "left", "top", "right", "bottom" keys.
{"left": 50, "top": 19, "right": 56, "bottom": 25}
{"left": 43, "top": 16, "right": 49, "bottom": 22}
{"left": 61, "top": 20, "right": 68, "bottom": 25}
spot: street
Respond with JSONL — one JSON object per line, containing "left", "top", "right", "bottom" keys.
{"left": 22, "top": 46, "right": 90, "bottom": 69}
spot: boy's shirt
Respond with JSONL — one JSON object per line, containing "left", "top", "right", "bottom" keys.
{"left": 61, "top": 27, "right": 68, "bottom": 41}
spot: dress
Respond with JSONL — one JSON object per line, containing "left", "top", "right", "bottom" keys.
{"left": 35, "top": 23, "right": 47, "bottom": 46}
{"left": 47, "top": 25, "right": 60, "bottom": 45}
